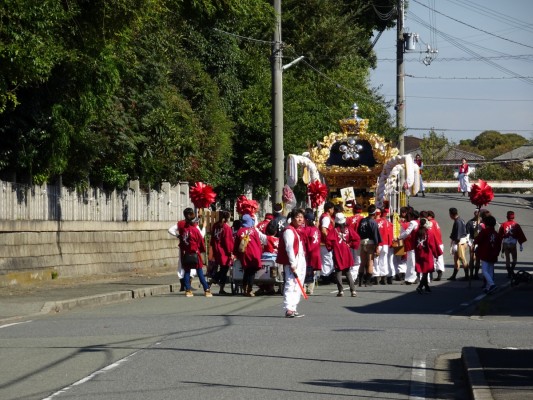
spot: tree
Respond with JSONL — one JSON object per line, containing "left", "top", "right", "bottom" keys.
{"left": 0, "top": 0, "right": 398, "bottom": 201}
{"left": 458, "top": 130, "right": 527, "bottom": 160}
{"left": 419, "top": 129, "right": 455, "bottom": 181}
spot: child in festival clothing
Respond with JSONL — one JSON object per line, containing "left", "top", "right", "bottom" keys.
{"left": 209, "top": 210, "right": 234, "bottom": 295}
{"left": 302, "top": 211, "right": 322, "bottom": 295}
{"left": 474, "top": 215, "right": 503, "bottom": 294}
{"left": 326, "top": 213, "right": 360, "bottom": 297}
{"left": 413, "top": 218, "right": 442, "bottom": 294}
{"left": 498, "top": 211, "right": 527, "bottom": 278}
{"left": 233, "top": 214, "right": 263, "bottom": 297}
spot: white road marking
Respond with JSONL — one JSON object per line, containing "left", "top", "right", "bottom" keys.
{"left": 41, "top": 351, "right": 139, "bottom": 399}
{"left": 409, "top": 354, "right": 426, "bottom": 400}
{"left": 0, "top": 320, "right": 32, "bottom": 329}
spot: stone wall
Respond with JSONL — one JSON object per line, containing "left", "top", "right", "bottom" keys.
{"left": 0, "top": 220, "right": 180, "bottom": 286}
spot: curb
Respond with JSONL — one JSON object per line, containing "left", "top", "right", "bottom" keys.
{"left": 40, "top": 283, "right": 179, "bottom": 314}
{"left": 0, "top": 283, "right": 181, "bottom": 324}
{"left": 462, "top": 347, "right": 494, "bottom": 400}
{"left": 40, "top": 291, "right": 134, "bottom": 314}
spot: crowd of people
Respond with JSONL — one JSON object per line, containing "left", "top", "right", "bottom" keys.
{"left": 168, "top": 199, "right": 527, "bottom": 318}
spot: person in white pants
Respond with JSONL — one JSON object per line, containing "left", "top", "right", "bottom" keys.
{"left": 396, "top": 209, "right": 419, "bottom": 285}
{"left": 319, "top": 202, "right": 335, "bottom": 281}
{"left": 277, "top": 209, "right": 307, "bottom": 318}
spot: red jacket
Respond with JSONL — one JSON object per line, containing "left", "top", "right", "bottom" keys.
{"left": 178, "top": 221, "right": 205, "bottom": 268}
{"left": 376, "top": 217, "right": 392, "bottom": 246}
{"left": 262, "top": 235, "right": 279, "bottom": 254}
{"left": 256, "top": 218, "right": 272, "bottom": 234}
{"left": 302, "top": 225, "right": 322, "bottom": 270}
{"left": 474, "top": 227, "right": 502, "bottom": 263}
{"left": 429, "top": 218, "right": 443, "bottom": 246}
{"left": 498, "top": 220, "right": 527, "bottom": 245}
{"left": 412, "top": 228, "right": 442, "bottom": 273}
{"left": 347, "top": 213, "right": 364, "bottom": 233}
{"left": 233, "top": 227, "right": 262, "bottom": 270}
{"left": 210, "top": 221, "right": 234, "bottom": 266}
{"left": 276, "top": 225, "right": 301, "bottom": 265}
{"left": 325, "top": 225, "right": 360, "bottom": 271}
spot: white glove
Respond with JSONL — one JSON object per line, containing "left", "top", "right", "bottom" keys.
{"left": 520, "top": 244, "right": 523, "bottom": 252}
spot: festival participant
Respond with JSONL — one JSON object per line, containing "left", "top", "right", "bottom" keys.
{"left": 319, "top": 202, "right": 336, "bottom": 283}
{"left": 233, "top": 214, "right": 263, "bottom": 297}
{"left": 268, "top": 203, "right": 287, "bottom": 238}
{"left": 395, "top": 209, "right": 419, "bottom": 285}
{"left": 413, "top": 218, "right": 442, "bottom": 294}
{"left": 393, "top": 206, "right": 409, "bottom": 281}
{"left": 357, "top": 204, "right": 382, "bottom": 287}
{"left": 448, "top": 207, "right": 469, "bottom": 281}
{"left": 174, "top": 208, "right": 212, "bottom": 297}
{"left": 209, "top": 210, "right": 234, "bottom": 295}
{"left": 474, "top": 215, "right": 502, "bottom": 294}
{"left": 256, "top": 213, "right": 274, "bottom": 234}
{"left": 254, "top": 222, "right": 280, "bottom": 296}
{"left": 277, "top": 209, "right": 307, "bottom": 318}
{"left": 458, "top": 158, "right": 471, "bottom": 196}
{"left": 414, "top": 154, "right": 425, "bottom": 197}
{"left": 347, "top": 203, "right": 364, "bottom": 282}
{"left": 427, "top": 210, "right": 445, "bottom": 281}
{"left": 499, "top": 210, "right": 528, "bottom": 278}
{"left": 466, "top": 209, "right": 481, "bottom": 280}
{"left": 383, "top": 208, "right": 396, "bottom": 284}
{"left": 375, "top": 208, "right": 393, "bottom": 285}
{"left": 302, "top": 211, "right": 322, "bottom": 295}
{"left": 326, "top": 213, "right": 360, "bottom": 297}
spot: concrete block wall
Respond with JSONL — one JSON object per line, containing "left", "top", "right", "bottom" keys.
{"left": 0, "top": 220, "right": 180, "bottom": 286}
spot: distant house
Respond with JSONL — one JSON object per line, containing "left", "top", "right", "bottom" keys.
{"left": 403, "top": 135, "right": 484, "bottom": 164}
{"left": 493, "top": 144, "right": 533, "bottom": 169}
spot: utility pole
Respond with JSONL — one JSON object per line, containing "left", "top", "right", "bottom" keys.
{"left": 396, "top": 0, "right": 405, "bottom": 156}
{"left": 271, "top": 0, "right": 284, "bottom": 204}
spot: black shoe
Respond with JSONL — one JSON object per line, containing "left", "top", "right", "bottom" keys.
{"left": 386, "top": 277, "right": 393, "bottom": 284}
{"left": 422, "top": 192, "right": 425, "bottom": 197}
{"left": 416, "top": 287, "right": 423, "bottom": 294}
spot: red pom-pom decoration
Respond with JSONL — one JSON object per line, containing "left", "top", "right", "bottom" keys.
{"left": 236, "top": 195, "right": 258, "bottom": 217}
{"left": 470, "top": 179, "right": 494, "bottom": 208}
{"left": 307, "top": 180, "right": 328, "bottom": 209}
{"left": 189, "top": 182, "right": 216, "bottom": 209}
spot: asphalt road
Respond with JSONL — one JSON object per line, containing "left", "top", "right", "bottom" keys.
{"left": 0, "top": 192, "right": 531, "bottom": 400}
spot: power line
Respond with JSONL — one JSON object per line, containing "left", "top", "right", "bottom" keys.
{"left": 377, "top": 54, "right": 533, "bottom": 62}
{"left": 212, "top": 28, "right": 273, "bottom": 45}
{"left": 382, "top": 94, "right": 533, "bottom": 102}
{"left": 406, "top": 74, "right": 533, "bottom": 80}
{"left": 411, "top": 0, "right": 533, "bottom": 50}
{"left": 407, "top": 127, "right": 533, "bottom": 133}
{"left": 408, "top": 12, "right": 533, "bottom": 85}
{"left": 447, "top": 0, "right": 533, "bottom": 34}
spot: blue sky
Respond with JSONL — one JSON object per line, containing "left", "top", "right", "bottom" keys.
{"left": 369, "top": 0, "right": 533, "bottom": 143}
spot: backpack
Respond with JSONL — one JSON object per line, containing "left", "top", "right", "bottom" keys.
{"left": 238, "top": 230, "right": 251, "bottom": 253}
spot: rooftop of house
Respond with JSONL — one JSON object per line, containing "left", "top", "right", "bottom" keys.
{"left": 493, "top": 144, "right": 533, "bottom": 161}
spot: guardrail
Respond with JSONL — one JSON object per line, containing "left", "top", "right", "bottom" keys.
{"left": 423, "top": 181, "right": 533, "bottom": 188}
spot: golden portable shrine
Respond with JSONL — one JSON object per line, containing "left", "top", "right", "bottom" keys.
{"left": 307, "top": 105, "right": 399, "bottom": 212}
